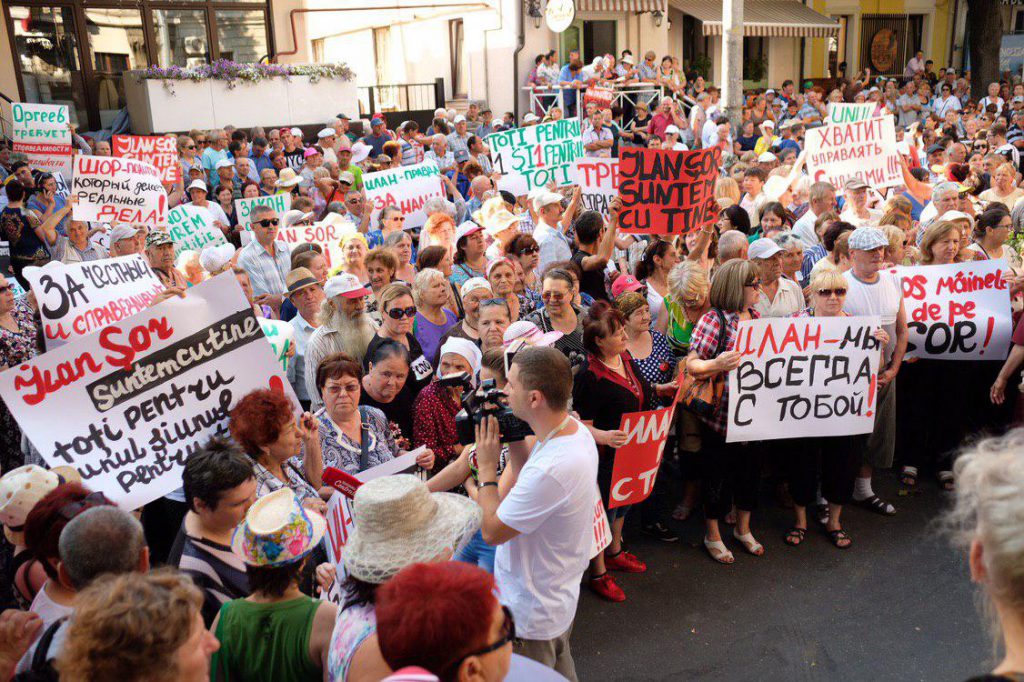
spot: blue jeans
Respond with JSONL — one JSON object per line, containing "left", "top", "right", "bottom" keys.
{"left": 455, "top": 529, "right": 495, "bottom": 573}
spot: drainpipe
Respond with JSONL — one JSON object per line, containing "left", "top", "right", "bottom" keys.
{"left": 272, "top": 4, "right": 490, "bottom": 61}
{"left": 513, "top": 0, "right": 526, "bottom": 120}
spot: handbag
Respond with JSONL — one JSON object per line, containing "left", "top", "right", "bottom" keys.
{"left": 677, "top": 308, "right": 728, "bottom": 419}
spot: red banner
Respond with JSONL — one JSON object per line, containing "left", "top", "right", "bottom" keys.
{"left": 618, "top": 147, "right": 720, "bottom": 236}
{"left": 584, "top": 87, "right": 614, "bottom": 109}
{"left": 607, "top": 406, "right": 674, "bottom": 509}
{"left": 112, "top": 135, "right": 182, "bottom": 185}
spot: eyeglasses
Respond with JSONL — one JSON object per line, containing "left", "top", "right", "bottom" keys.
{"left": 185, "top": 144, "right": 196, "bottom": 150}
{"left": 388, "top": 214, "right": 406, "bottom": 222}
{"left": 254, "top": 218, "right": 279, "bottom": 227}
{"left": 744, "top": 280, "right": 762, "bottom": 289}
{"left": 59, "top": 491, "right": 111, "bottom": 520}
{"left": 817, "top": 288, "right": 847, "bottom": 297}
{"left": 518, "top": 245, "right": 540, "bottom": 255}
{"left": 386, "top": 305, "right": 417, "bottom": 320}
{"left": 444, "top": 606, "right": 516, "bottom": 671}
{"left": 541, "top": 291, "right": 567, "bottom": 301}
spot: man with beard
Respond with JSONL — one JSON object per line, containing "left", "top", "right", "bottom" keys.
{"left": 304, "top": 272, "right": 378, "bottom": 409}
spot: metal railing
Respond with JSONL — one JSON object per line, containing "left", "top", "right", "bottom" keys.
{"left": 358, "top": 78, "right": 446, "bottom": 119}
{"left": 523, "top": 84, "right": 694, "bottom": 123}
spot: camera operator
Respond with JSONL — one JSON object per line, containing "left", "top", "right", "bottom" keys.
{"left": 474, "top": 345, "right": 600, "bottom": 682}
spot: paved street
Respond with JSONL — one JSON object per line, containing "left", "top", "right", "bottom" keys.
{"left": 571, "top": 471, "right": 987, "bottom": 682}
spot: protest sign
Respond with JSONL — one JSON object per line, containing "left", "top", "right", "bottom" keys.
{"left": 608, "top": 407, "right": 674, "bottom": 509}
{"left": 591, "top": 497, "right": 612, "bottom": 556}
{"left": 167, "top": 204, "right": 228, "bottom": 257}
{"left": 112, "top": 135, "right": 182, "bottom": 185}
{"left": 12, "top": 103, "right": 73, "bottom": 182}
{"left": 726, "top": 316, "right": 882, "bottom": 443}
{"left": 363, "top": 160, "right": 444, "bottom": 230}
{"left": 259, "top": 318, "right": 295, "bottom": 372}
{"left": 827, "top": 102, "right": 877, "bottom": 124}
{"left": 584, "top": 87, "right": 615, "bottom": 109}
{"left": 0, "top": 242, "right": 10, "bottom": 279}
{"left": 23, "top": 255, "right": 166, "bottom": 349}
{"left": 0, "top": 273, "right": 296, "bottom": 509}
{"left": 804, "top": 115, "right": 902, "bottom": 191}
{"left": 71, "top": 156, "right": 167, "bottom": 226}
{"left": 575, "top": 158, "right": 619, "bottom": 217}
{"left": 618, "top": 147, "right": 720, "bottom": 235}
{"left": 893, "top": 260, "right": 1012, "bottom": 360}
{"left": 488, "top": 119, "right": 584, "bottom": 195}
{"left": 235, "top": 193, "right": 291, "bottom": 231}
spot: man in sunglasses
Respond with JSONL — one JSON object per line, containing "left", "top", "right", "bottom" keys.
{"left": 237, "top": 204, "right": 291, "bottom": 314}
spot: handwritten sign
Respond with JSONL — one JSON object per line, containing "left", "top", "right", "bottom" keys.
{"left": 618, "top": 147, "right": 720, "bottom": 235}
{"left": 363, "top": 160, "right": 444, "bottom": 230}
{"left": 71, "top": 156, "right": 167, "bottom": 226}
{"left": 608, "top": 407, "right": 673, "bottom": 509}
{"left": 894, "top": 260, "right": 1012, "bottom": 360}
{"left": 805, "top": 116, "right": 902, "bottom": 191}
{"left": 259, "top": 318, "right": 295, "bottom": 372}
{"left": 0, "top": 274, "right": 296, "bottom": 509}
{"left": 575, "top": 158, "right": 619, "bottom": 217}
{"left": 488, "top": 119, "right": 583, "bottom": 195}
{"left": 235, "top": 193, "right": 291, "bottom": 231}
{"left": 727, "top": 316, "right": 882, "bottom": 442}
{"left": 112, "top": 135, "right": 182, "bottom": 185}
{"left": 23, "top": 255, "right": 165, "bottom": 349}
{"left": 12, "top": 103, "right": 73, "bottom": 182}
{"left": 827, "top": 102, "right": 877, "bottom": 124}
{"left": 168, "top": 204, "right": 228, "bottom": 257}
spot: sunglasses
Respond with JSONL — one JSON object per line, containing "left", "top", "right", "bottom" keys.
{"left": 185, "top": 144, "right": 196, "bottom": 149}
{"left": 59, "top": 491, "right": 111, "bottom": 520}
{"left": 388, "top": 214, "right": 406, "bottom": 221}
{"left": 518, "top": 245, "right": 540, "bottom": 255}
{"left": 541, "top": 291, "right": 567, "bottom": 301}
{"left": 386, "top": 305, "right": 417, "bottom": 320}
{"left": 744, "top": 280, "right": 762, "bottom": 288}
{"left": 480, "top": 298, "right": 507, "bottom": 306}
{"left": 254, "top": 218, "right": 279, "bottom": 227}
{"left": 817, "top": 288, "right": 847, "bottom": 297}
{"left": 448, "top": 605, "right": 515, "bottom": 667}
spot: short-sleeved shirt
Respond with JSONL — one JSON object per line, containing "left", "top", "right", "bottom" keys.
{"left": 582, "top": 126, "right": 614, "bottom": 157}
{"left": 754, "top": 276, "right": 805, "bottom": 318}
{"left": 414, "top": 308, "right": 459, "bottom": 365}
{"left": 843, "top": 270, "right": 902, "bottom": 363}
{"left": 237, "top": 239, "right": 291, "bottom": 296}
{"left": 631, "top": 331, "right": 676, "bottom": 395}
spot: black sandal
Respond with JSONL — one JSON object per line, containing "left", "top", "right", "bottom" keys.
{"left": 784, "top": 527, "right": 806, "bottom": 546}
{"left": 855, "top": 495, "right": 896, "bottom": 516}
{"left": 828, "top": 529, "right": 853, "bottom": 549}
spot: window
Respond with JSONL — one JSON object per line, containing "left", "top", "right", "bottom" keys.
{"left": 84, "top": 9, "right": 148, "bottom": 128}
{"left": 152, "top": 9, "right": 210, "bottom": 68}
{"left": 216, "top": 10, "right": 268, "bottom": 63}
{"left": 743, "top": 37, "right": 767, "bottom": 84}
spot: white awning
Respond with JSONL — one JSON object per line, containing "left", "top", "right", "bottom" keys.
{"left": 671, "top": 0, "right": 839, "bottom": 38}
{"left": 577, "top": 0, "right": 665, "bottom": 12}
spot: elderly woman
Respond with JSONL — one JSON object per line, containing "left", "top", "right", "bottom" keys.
{"left": 525, "top": 267, "right": 587, "bottom": 370}
{"left": 176, "top": 250, "right": 205, "bottom": 287}
{"left": 315, "top": 352, "right": 433, "bottom": 476}
{"left": 477, "top": 298, "right": 512, "bottom": 352}
{"left": 412, "top": 268, "right": 459, "bottom": 365}
{"left": 367, "top": 205, "right": 406, "bottom": 250}
{"left": 968, "top": 205, "right": 1021, "bottom": 268}
{"left": 228, "top": 388, "right": 325, "bottom": 510}
{"left": 760, "top": 202, "right": 792, "bottom": 239}
{"left": 364, "top": 247, "right": 397, "bottom": 322}
{"left": 785, "top": 270, "right": 887, "bottom": 549}
{"left": 572, "top": 302, "right": 657, "bottom": 602}
{"left": 360, "top": 339, "right": 415, "bottom": 445}
{"left": 412, "top": 337, "right": 482, "bottom": 473}
{"left": 686, "top": 259, "right": 764, "bottom": 564}
{"left": 384, "top": 230, "right": 417, "bottom": 283}
{"left": 486, "top": 258, "right": 529, "bottom": 321}
{"left": 773, "top": 232, "right": 805, "bottom": 285}
{"left": 417, "top": 244, "right": 462, "bottom": 316}
{"left": 979, "top": 162, "right": 1024, "bottom": 209}
{"left": 450, "top": 223, "right": 489, "bottom": 288}
{"left": 657, "top": 260, "right": 712, "bottom": 358}
{"left": 336, "top": 232, "right": 370, "bottom": 283}
{"left": 365, "top": 283, "right": 434, "bottom": 393}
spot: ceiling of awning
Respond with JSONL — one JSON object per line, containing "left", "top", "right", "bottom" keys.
{"left": 670, "top": 0, "right": 839, "bottom": 38}
{"left": 576, "top": 0, "right": 666, "bottom": 13}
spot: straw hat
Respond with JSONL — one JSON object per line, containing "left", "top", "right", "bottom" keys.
{"left": 231, "top": 488, "right": 326, "bottom": 567}
{"left": 275, "top": 168, "right": 302, "bottom": 188}
{"left": 342, "top": 474, "right": 481, "bottom": 584}
{"left": 473, "top": 196, "right": 522, "bottom": 236}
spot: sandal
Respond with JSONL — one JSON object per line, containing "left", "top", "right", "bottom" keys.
{"left": 732, "top": 529, "right": 765, "bottom": 556}
{"left": 854, "top": 495, "right": 896, "bottom": 516}
{"left": 784, "top": 527, "right": 806, "bottom": 547}
{"left": 938, "top": 471, "right": 955, "bottom": 491}
{"left": 827, "top": 528, "right": 853, "bottom": 549}
{"left": 703, "top": 536, "right": 735, "bottom": 564}
{"left": 900, "top": 466, "right": 918, "bottom": 487}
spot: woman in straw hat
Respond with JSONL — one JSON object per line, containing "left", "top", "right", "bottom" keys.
{"left": 325, "top": 474, "right": 481, "bottom": 682}
{"left": 212, "top": 488, "right": 334, "bottom": 682}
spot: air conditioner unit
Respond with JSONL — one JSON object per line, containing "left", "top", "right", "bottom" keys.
{"left": 184, "top": 36, "right": 206, "bottom": 55}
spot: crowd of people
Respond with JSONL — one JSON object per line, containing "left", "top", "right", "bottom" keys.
{"left": 0, "top": 48, "right": 1024, "bottom": 682}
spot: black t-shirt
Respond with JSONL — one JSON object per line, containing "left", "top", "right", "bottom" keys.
{"left": 360, "top": 384, "right": 416, "bottom": 446}
{"left": 571, "top": 249, "right": 608, "bottom": 302}
{"left": 284, "top": 148, "right": 305, "bottom": 171}
{"left": 362, "top": 332, "right": 434, "bottom": 394}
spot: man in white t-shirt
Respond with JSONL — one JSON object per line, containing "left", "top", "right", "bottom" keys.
{"left": 842, "top": 227, "right": 908, "bottom": 517}
{"left": 474, "top": 345, "right": 600, "bottom": 682}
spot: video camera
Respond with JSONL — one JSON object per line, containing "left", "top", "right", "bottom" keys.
{"left": 437, "top": 372, "right": 533, "bottom": 445}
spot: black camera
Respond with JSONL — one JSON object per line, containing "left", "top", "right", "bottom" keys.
{"left": 440, "top": 373, "right": 533, "bottom": 444}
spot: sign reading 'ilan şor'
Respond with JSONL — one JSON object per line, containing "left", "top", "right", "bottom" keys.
{"left": 618, "top": 147, "right": 720, "bottom": 235}
{"left": 0, "top": 274, "right": 296, "bottom": 510}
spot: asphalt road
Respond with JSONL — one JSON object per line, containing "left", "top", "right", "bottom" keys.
{"left": 570, "top": 470, "right": 990, "bottom": 682}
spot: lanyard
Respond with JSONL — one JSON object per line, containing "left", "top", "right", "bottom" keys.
{"left": 529, "top": 414, "right": 573, "bottom": 458}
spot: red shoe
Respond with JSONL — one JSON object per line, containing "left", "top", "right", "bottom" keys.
{"left": 589, "top": 573, "right": 625, "bottom": 602}
{"left": 605, "top": 550, "right": 647, "bottom": 573}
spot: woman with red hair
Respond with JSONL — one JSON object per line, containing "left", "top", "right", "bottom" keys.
{"left": 229, "top": 389, "right": 325, "bottom": 511}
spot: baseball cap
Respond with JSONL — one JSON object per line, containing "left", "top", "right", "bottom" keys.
{"left": 370, "top": 117, "right": 384, "bottom": 126}
{"left": 664, "top": 124, "right": 681, "bottom": 135}
{"left": 761, "top": 119, "right": 775, "bottom": 128}
{"left": 532, "top": 191, "right": 562, "bottom": 211}
{"left": 109, "top": 224, "right": 139, "bottom": 244}
{"left": 145, "top": 230, "right": 173, "bottom": 249}
{"left": 282, "top": 209, "right": 314, "bottom": 227}
{"left": 757, "top": 151, "right": 777, "bottom": 163}
{"left": 286, "top": 267, "right": 321, "bottom": 297}
{"left": 844, "top": 177, "right": 869, "bottom": 192}
{"left": 304, "top": 146, "right": 321, "bottom": 158}
{"left": 523, "top": 113, "right": 540, "bottom": 123}
{"left": 339, "top": 171, "right": 356, "bottom": 185}
{"left": 765, "top": 88, "right": 776, "bottom": 95}
{"left": 621, "top": 54, "right": 635, "bottom": 65}
{"left": 610, "top": 274, "right": 644, "bottom": 298}
{"left": 454, "top": 221, "right": 485, "bottom": 243}
{"left": 460, "top": 277, "right": 492, "bottom": 299}
{"left": 324, "top": 273, "right": 371, "bottom": 299}
{"left": 215, "top": 159, "right": 234, "bottom": 170}
{"left": 317, "top": 128, "right": 335, "bottom": 139}
{"left": 848, "top": 226, "right": 889, "bottom": 251}
{"left": 927, "top": 143, "right": 946, "bottom": 155}
{"left": 337, "top": 113, "right": 351, "bottom": 120}
{"left": 748, "top": 238, "right": 784, "bottom": 260}
{"left": 187, "top": 179, "right": 208, "bottom": 193}
{"left": 290, "top": 127, "right": 303, "bottom": 137}
{"left": 454, "top": 115, "right": 467, "bottom": 124}
{"left": 454, "top": 149, "right": 470, "bottom": 163}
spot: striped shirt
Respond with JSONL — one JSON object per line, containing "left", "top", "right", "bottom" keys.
{"left": 170, "top": 531, "right": 250, "bottom": 626}
{"left": 237, "top": 238, "right": 291, "bottom": 296}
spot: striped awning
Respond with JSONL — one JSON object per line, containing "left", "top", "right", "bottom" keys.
{"left": 671, "top": 0, "right": 839, "bottom": 38}
{"left": 576, "top": 0, "right": 666, "bottom": 12}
